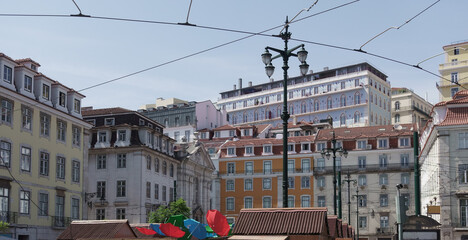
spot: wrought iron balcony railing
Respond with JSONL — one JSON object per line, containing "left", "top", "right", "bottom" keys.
{"left": 51, "top": 216, "right": 72, "bottom": 229}
{"left": 0, "top": 211, "right": 17, "bottom": 224}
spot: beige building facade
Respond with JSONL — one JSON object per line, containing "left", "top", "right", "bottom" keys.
{"left": 391, "top": 87, "right": 432, "bottom": 127}
{"left": 438, "top": 41, "right": 468, "bottom": 101}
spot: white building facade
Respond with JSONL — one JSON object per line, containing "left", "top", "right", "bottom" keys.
{"left": 217, "top": 63, "right": 391, "bottom": 128}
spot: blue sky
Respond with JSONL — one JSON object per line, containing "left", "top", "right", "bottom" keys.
{"left": 1, "top": 0, "right": 466, "bottom": 109}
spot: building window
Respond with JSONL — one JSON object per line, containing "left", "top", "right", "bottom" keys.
{"left": 459, "top": 133, "right": 468, "bottom": 149}
{"left": 227, "top": 162, "right": 235, "bottom": 174}
{"left": 245, "top": 146, "right": 253, "bottom": 155}
{"left": 96, "top": 209, "right": 105, "bottom": 220}
{"left": 117, "top": 180, "right": 126, "bottom": 197}
{"left": 379, "top": 174, "right": 388, "bottom": 185}
{"left": 38, "top": 152, "right": 49, "bottom": 177}
{"left": 301, "top": 196, "right": 310, "bottom": 207}
{"left": 72, "top": 161, "right": 80, "bottom": 183}
{"left": 97, "top": 155, "right": 106, "bottom": 169}
{"left": 98, "top": 131, "right": 107, "bottom": 143}
{"left": 72, "top": 126, "right": 81, "bottom": 146}
{"left": 452, "top": 87, "right": 459, "bottom": 97}
{"left": 39, "top": 193, "right": 48, "bottom": 216}
{"left": 20, "top": 190, "right": 30, "bottom": 214}
{"left": 72, "top": 198, "right": 79, "bottom": 220}
{"left": 244, "top": 197, "right": 253, "bottom": 209}
{"left": 24, "top": 75, "right": 32, "bottom": 92}
{"left": 288, "top": 177, "right": 295, "bottom": 189}
{"left": 57, "top": 120, "right": 67, "bottom": 142}
{"left": 1, "top": 99, "right": 13, "bottom": 124}
{"left": 358, "top": 195, "right": 367, "bottom": 207}
{"left": 59, "top": 92, "right": 66, "bottom": 107}
{"left": 395, "top": 114, "right": 400, "bottom": 123}
{"left": 301, "top": 159, "right": 310, "bottom": 172}
{"left": 400, "top": 138, "right": 409, "bottom": 147}
{"left": 358, "top": 156, "right": 366, "bottom": 169}
{"left": 314, "top": 100, "right": 319, "bottom": 111}
{"left": 340, "top": 95, "right": 346, "bottom": 107}
{"left": 459, "top": 164, "right": 468, "bottom": 184}
{"left": 401, "top": 173, "right": 410, "bottom": 185}
{"left": 316, "top": 158, "right": 325, "bottom": 170}
{"left": 401, "top": 154, "right": 409, "bottom": 167}
{"left": 461, "top": 199, "right": 468, "bottom": 226}
{"left": 116, "top": 208, "right": 126, "bottom": 220}
{"left": 358, "top": 175, "right": 367, "bottom": 186}
{"left": 264, "top": 161, "right": 272, "bottom": 174}
{"left": 42, "top": 84, "right": 50, "bottom": 100}
{"left": 3, "top": 66, "right": 12, "bottom": 83}
{"left": 244, "top": 179, "right": 253, "bottom": 191}
{"left": 359, "top": 216, "right": 367, "bottom": 229}
{"left": 162, "top": 161, "right": 167, "bottom": 175}
{"left": 169, "top": 164, "right": 175, "bottom": 177}
{"left": 117, "top": 154, "right": 126, "bottom": 168}
{"left": 146, "top": 156, "right": 151, "bottom": 170}
{"left": 340, "top": 114, "right": 346, "bottom": 125}
{"left": 154, "top": 158, "right": 159, "bottom": 172}
{"left": 380, "top": 216, "right": 389, "bottom": 228}
{"left": 56, "top": 156, "right": 65, "bottom": 179}
{"left": 74, "top": 99, "right": 81, "bottom": 113}
{"left": 317, "top": 196, "right": 326, "bottom": 207}
{"left": 316, "top": 142, "right": 325, "bottom": 151}
{"left": 226, "top": 180, "right": 234, "bottom": 191}
{"left": 455, "top": 48, "right": 460, "bottom": 55}
{"left": 327, "top": 97, "right": 332, "bottom": 109}
{"left": 245, "top": 162, "right": 253, "bottom": 174}
{"left": 263, "top": 178, "right": 271, "bottom": 190}
{"left": 354, "top": 112, "right": 360, "bottom": 123}
{"left": 263, "top": 145, "right": 272, "bottom": 154}
{"left": 452, "top": 72, "right": 459, "bottom": 83}
{"left": 227, "top": 147, "right": 235, "bottom": 156}
{"left": 146, "top": 182, "right": 151, "bottom": 198}
{"left": 40, "top": 113, "right": 50, "bottom": 137}
{"left": 354, "top": 92, "right": 361, "bottom": 104}
{"left": 301, "top": 143, "right": 310, "bottom": 152}
{"left": 301, "top": 176, "right": 310, "bottom": 188}
{"left": 378, "top": 139, "right": 388, "bottom": 148}
{"left": 0, "top": 141, "right": 11, "bottom": 167}
{"left": 154, "top": 184, "right": 159, "bottom": 199}
{"left": 379, "top": 154, "right": 388, "bottom": 168}
{"left": 288, "top": 196, "right": 295, "bottom": 207}
{"left": 21, "top": 147, "right": 31, "bottom": 172}
{"left": 227, "top": 198, "right": 235, "bottom": 211}
{"left": 97, "top": 181, "right": 106, "bottom": 199}
{"left": 288, "top": 159, "right": 295, "bottom": 173}
{"left": 21, "top": 106, "right": 32, "bottom": 130}
{"left": 262, "top": 196, "right": 272, "bottom": 208}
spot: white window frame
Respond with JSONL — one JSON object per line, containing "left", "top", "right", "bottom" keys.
{"left": 227, "top": 147, "right": 236, "bottom": 156}
{"left": 262, "top": 145, "right": 273, "bottom": 155}
{"left": 244, "top": 179, "right": 253, "bottom": 191}
{"left": 356, "top": 140, "right": 367, "bottom": 150}
{"left": 226, "top": 197, "right": 235, "bottom": 211}
{"left": 244, "top": 145, "right": 254, "bottom": 156}
{"left": 262, "top": 196, "right": 272, "bottom": 208}
{"left": 378, "top": 138, "right": 389, "bottom": 149}
{"left": 226, "top": 179, "right": 235, "bottom": 191}
{"left": 316, "top": 142, "right": 326, "bottom": 152}
{"left": 399, "top": 137, "right": 410, "bottom": 148}
{"left": 263, "top": 178, "right": 271, "bottom": 190}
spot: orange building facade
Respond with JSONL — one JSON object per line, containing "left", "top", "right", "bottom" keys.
{"left": 218, "top": 136, "right": 315, "bottom": 221}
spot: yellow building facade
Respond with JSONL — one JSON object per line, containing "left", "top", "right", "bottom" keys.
{"left": 0, "top": 54, "right": 91, "bottom": 240}
{"left": 218, "top": 136, "right": 315, "bottom": 222}
{"left": 439, "top": 41, "right": 468, "bottom": 101}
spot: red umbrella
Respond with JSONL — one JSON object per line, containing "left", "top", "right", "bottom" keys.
{"left": 206, "top": 209, "right": 230, "bottom": 236}
{"left": 159, "top": 223, "right": 186, "bottom": 238}
{"left": 135, "top": 227, "right": 156, "bottom": 235}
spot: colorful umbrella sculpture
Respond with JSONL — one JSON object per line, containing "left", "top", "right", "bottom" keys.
{"left": 206, "top": 209, "right": 230, "bottom": 237}
{"left": 135, "top": 227, "right": 156, "bottom": 235}
{"left": 159, "top": 223, "right": 186, "bottom": 238}
{"left": 184, "top": 219, "right": 208, "bottom": 239}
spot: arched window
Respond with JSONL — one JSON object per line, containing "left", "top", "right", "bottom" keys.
{"left": 340, "top": 95, "right": 346, "bottom": 107}
{"left": 327, "top": 97, "right": 332, "bottom": 109}
{"left": 277, "top": 106, "right": 282, "bottom": 118}
{"left": 340, "top": 113, "right": 346, "bottom": 126}
{"left": 395, "top": 101, "right": 400, "bottom": 110}
{"left": 243, "top": 112, "right": 248, "bottom": 123}
{"left": 370, "top": 93, "right": 373, "bottom": 103}
{"left": 175, "top": 117, "right": 180, "bottom": 127}
{"left": 162, "top": 161, "right": 167, "bottom": 175}
{"left": 314, "top": 100, "right": 320, "bottom": 111}
{"left": 289, "top": 104, "right": 294, "bottom": 115}
{"left": 254, "top": 110, "right": 259, "bottom": 121}
{"left": 354, "top": 92, "right": 361, "bottom": 105}
{"left": 186, "top": 116, "right": 191, "bottom": 125}
{"left": 354, "top": 112, "right": 360, "bottom": 124}
{"left": 232, "top": 115, "right": 237, "bottom": 124}
{"left": 170, "top": 164, "right": 174, "bottom": 177}
{"left": 301, "top": 102, "right": 307, "bottom": 113}
{"left": 265, "top": 108, "right": 271, "bottom": 119}
{"left": 395, "top": 114, "right": 400, "bottom": 123}
{"left": 383, "top": 99, "right": 387, "bottom": 110}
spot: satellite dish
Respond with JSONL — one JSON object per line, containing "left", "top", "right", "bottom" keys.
{"left": 393, "top": 124, "right": 403, "bottom": 130}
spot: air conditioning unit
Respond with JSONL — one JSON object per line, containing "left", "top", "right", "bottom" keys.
{"left": 366, "top": 144, "right": 372, "bottom": 150}
{"left": 381, "top": 185, "right": 387, "bottom": 190}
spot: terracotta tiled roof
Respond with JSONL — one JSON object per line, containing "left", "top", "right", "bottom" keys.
{"left": 16, "top": 57, "right": 41, "bottom": 66}
{"left": 213, "top": 124, "right": 238, "bottom": 131}
{"left": 439, "top": 107, "right": 468, "bottom": 126}
{"left": 453, "top": 90, "right": 468, "bottom": 100}
{"left": 271, "top": 121, "right": 311, "bottom": 130}
{"left": 238, "top": 124, "right": 255, "bottom": 129}
{"left": 222, "top": 135, "right": 315, "bottom": 148}
{"left": 82, "top": 107, "right": 133, "bottom": 117}
{"left": 255, "top": 124, "right": 271, "bottom": 134}
{"left": 315, "top": 124, "right": 413, "bottom": 141}
{"left": 0, "top": 53, "right": 18, "bottom": 63}
{"left": 232, "top": 208, "right": 329, "bottom": 236}
{"left": 327, "top": 216, "right": 340, "bottom": 238}
{"left": 447, "top": 96, "right": 468, "bottom": 105}
{"left": 57, "top": 220, "right": 137, "bottom": 240}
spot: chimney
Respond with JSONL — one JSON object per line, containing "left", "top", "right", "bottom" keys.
{"left": 248, "top": 81, "right": 252, "bottom": 87}
{"left": 233, "top": 84, "right": 236, "bottom": 90}
{"left": 238, "top": 78, "right": 243, "bottom": 95}
{"left": 323, "top": 67, "right": 329, "bottom": 71}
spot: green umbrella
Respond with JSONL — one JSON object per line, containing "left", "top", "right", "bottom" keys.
{"left": 166, "top": 215, "right": 191, "bottom": 240}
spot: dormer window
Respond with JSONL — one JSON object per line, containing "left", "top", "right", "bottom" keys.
{"left": 301, "top": 143, "right": 310, "bottom": 151}
{"left": 42, "top": 84, "right": 50, "bottom": 100}
{"left": 24, "top": 75, "right": 32, "bottom": 92}
{"left": 200, "top": 132, "right": 207, "bottom": 139}
{"left": 244, "top": 129, "right": 250, "bottom": 136}
{"left": 215, "top": 132, "right": 220, "bottom": 138}
{"left": 288, "top": 144, "right": 295, "bottom": 153}
{"left": 378, "top": 138, "right": 388, "bottom": 149}
{"left": 229, "top": 130, "right": 235, "bottom": 137}
{"left": 227, "top": 147, "right": 236, "bottom": 156}
{"left": 118, "top": 130, "right": 127, "bottom": 141}
{"left": 98, "top": 132, "right": 107, "bottom": 143}
{"left": 263, "top": 145, "right": 272, "bottom": 155}
{"left": 316, "top": 142, "right": 326, "bottom": 152}
{"left": 356, "top": 140, "right": 367, "bottom": 150}
{"left": 105, "top": 118, "right": 115, "bottom": 126}
{"left": 59, "top": 92, "right": 66, "bottom": 107}
{"left": 31, "top": 65, "right": 37, "bottom": 71}
{"left": 73, "top": 99, "right": 81, "bottom": 113}
{"left": 399, "top": 138, "right": 410, "bottom": 147}
{"left": 245, "top": 146, "right": 253, "bottom": 155}
{"left": 139, "top": 119, "right": 145, "bottom": 126}
{"left": 3, "top": 66, "right": 12, "bottom": 83}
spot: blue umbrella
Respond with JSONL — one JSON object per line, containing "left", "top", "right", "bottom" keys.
{"left": 150, "top": 224, "right": 166, "bottom": 236}
{"left": 184, "top": 219, "right": 208, "bottom": 239}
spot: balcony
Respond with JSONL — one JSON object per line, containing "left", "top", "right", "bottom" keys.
{"left": 51, "top": 216, "right": 72, "bottom": 229}
{"left": 439, "top": 60, "right": 468, "bottom": 71}
{"left": 314, "top": 163, "right": 413, "bottom": 175}
{"left": 376, "top": 227, "right": 394, "bottom": 235}
{"left": 219, "top": 167, "right": 311, "bottom": 176}
{"left": 0, "top": 211, "right": 17, "bottom": 224}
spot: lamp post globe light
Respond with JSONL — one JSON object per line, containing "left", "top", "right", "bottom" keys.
{"left": 320, "top": 129, "right": 348, "bottom": 218}
{"left": 260, "top": 17, "right": 309, "bottom": 208}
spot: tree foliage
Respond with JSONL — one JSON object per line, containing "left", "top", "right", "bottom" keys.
{"left": 149, "top": 198, "right": 191, "bottom": 223}
{"left": 0, "top": 221, "right": 9, "bottom": 233}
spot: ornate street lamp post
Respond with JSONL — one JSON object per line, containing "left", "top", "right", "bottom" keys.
{"left": 261, "top": 17, "right": 309, "bottom": 208}
{"left": 321, "top": 130, "right": 348, "bottom": 217}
